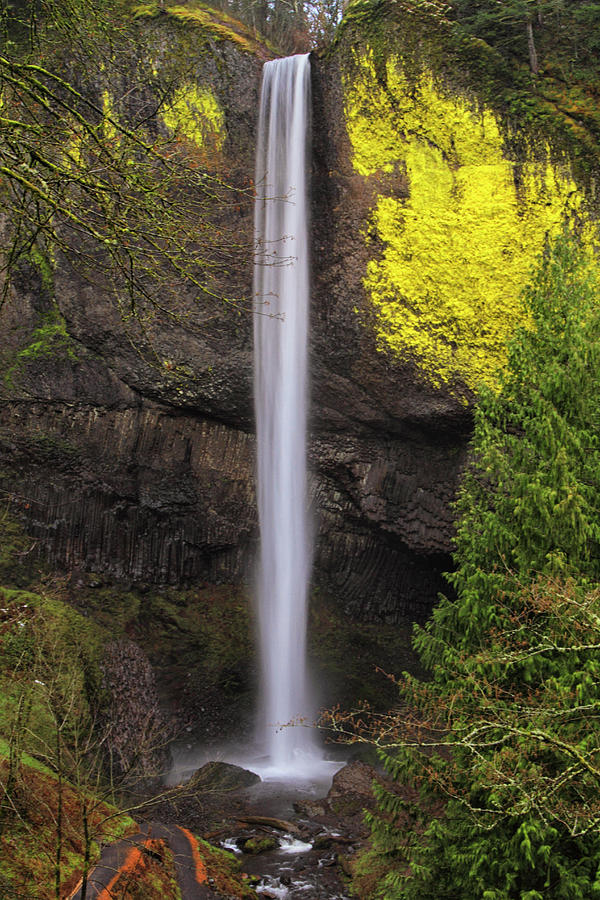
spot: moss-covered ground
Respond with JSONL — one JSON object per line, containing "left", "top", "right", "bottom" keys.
{"left": 133, "top": 0, "right": 276, "bottom": 58}
{"left": 0, "top": 519, "right": 266, "bottom": 897}
{"left": 197, "top": 839, "right": 258, "bottom": 898}
{"left": 0, "top": 576, "right": 141, "bottom": 898}
{"left": 0, "top": 757, "right": 142, "bottom": 899}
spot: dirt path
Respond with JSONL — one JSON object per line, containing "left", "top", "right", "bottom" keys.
{"left": 67, "top": 821, "right": 214, "bottom": 900}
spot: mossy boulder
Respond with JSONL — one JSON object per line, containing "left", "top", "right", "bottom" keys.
{"left": 190, "top": 761, "right": 261, "bottom": 792}
{"left": 240, "top": 835, "right": 278, "bottom": 854}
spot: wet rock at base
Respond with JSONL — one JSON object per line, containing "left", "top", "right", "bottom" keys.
{"left": 325, "top": 760, "right": 379, "bottom": 818}
{"left": 293, "top": 798, "right": 327, "bottom": 818}
{"left": 190, "top": 761, "right": 261, "bottom": 793}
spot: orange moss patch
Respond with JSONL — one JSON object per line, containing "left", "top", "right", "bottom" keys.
{"left": 177, "top": 826, "right": 208, "bottom": 883}
{"left": 96, "top": 845, "right": 146, "bottom": 899}
{"left": 96, "top": 839, "right": 181, "bottom": 900}
{"left": 0, "top": 759, "right": 136, "bottom": 899}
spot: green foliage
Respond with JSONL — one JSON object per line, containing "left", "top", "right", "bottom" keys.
{"left": 0, "top": 0, "right": 250, "bottom": 341}
{"left": 449, "top": 0, "right": 600, "bottom": 82}
{"left": 351, "top": 230, "right": 600, "bottom": 898}
{"left": 0, "top": 587, "right": 107, "bottom": 755}
{"left": 333, "top": 0, "right": 600, "bottom": 200}
{"left": 421, "top": 231, "right": 600, "bottom": 669}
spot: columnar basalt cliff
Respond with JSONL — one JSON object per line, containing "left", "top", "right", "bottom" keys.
{"left": 0, "top": 11, "right": 263, "bottom": 589}
{"left": 1, "top": 2, "right": 598, "bottom": 622}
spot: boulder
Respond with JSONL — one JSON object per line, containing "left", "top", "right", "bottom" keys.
{"left": 190, "top": 761, "right": 261, "bottom": 792}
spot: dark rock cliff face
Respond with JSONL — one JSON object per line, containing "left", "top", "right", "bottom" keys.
{"left": 309, "top": 50, "right": 470, "bottom": 619}
{"left": 0, "top": 15, "right": 474, "bottom": 623}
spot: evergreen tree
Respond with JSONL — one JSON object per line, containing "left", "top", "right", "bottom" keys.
{"left": 452, "top": 0, "right": 544, "bottom": 73}
{"left": 329, "top": 230, "right": 600, "bottom": 898}
{"left": 421, "top": 229, "right": 600, "bottom": 668}
{"left": 450, "top": 0, "right": 600, "bottom": 79}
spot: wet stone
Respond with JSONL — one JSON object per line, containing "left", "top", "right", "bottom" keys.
{"left": 190, "top": 760, "right": 261, "bottom": 792}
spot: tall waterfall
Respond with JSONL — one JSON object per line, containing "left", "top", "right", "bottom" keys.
{"left": 253, "top": 54, "right": 317, "bottom": 776}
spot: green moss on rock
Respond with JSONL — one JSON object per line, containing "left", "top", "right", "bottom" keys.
{"left": 4, "top": 303, "right": 79, "bottom": 390}
{"left": 242, "top": 836, "right": 278, "bottom": 853}
{"left": 162, "top": 82, "right": 225, "bottom": 154}
{"left": 345, "top": 53, "right": 592, "bottom": 395}
{"left": 335, "top": 1, "right": 599, "bottom": 397}
{"left": 135, "top": 1, "right": 274, "bottom": 57}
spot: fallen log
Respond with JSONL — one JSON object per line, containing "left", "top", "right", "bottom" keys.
{"left": 236, "top": 815, "right": 302, "bottom": 836}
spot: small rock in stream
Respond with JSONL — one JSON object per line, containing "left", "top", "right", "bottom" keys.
{"left": 293, "top": 799, "right": 326, "bottom": 817}
{"left": 241, "top": 836, "right": 279, "bottom": 854}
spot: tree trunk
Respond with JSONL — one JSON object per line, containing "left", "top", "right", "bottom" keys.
{"left": 526, "top": 18, "right": 539, "bottom": 74}
{"left": 81, "top": 804, "right": 90, "bottom": 900}
{"left": 54, "top": 727, "right": 62, "bottom": 900}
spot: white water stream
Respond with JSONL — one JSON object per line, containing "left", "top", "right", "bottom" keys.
{"left": 253, "top": 54, "right": 328, "bottom": 779}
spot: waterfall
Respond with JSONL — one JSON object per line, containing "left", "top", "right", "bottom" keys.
{"left": 253, "top": 54, "right": 317, "bottom": 777}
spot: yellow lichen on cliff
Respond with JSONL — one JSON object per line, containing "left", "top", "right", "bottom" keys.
{"left": 102, "top": 90, "right": 119, "bottom": 142}
{"left": 345, "top": 54, "right": 587, "bottom": 395}
{"left": 162, "top": 83, "right": 224, "bottom": 155}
